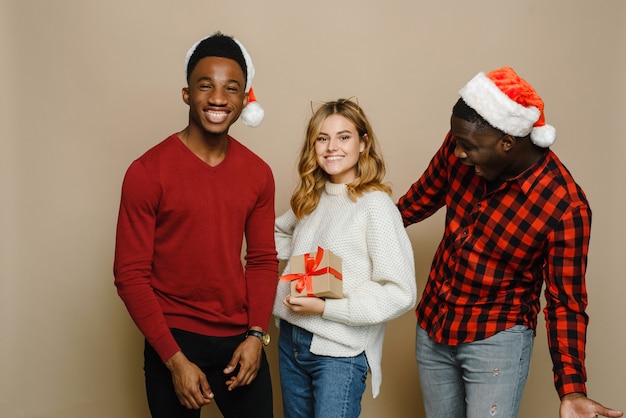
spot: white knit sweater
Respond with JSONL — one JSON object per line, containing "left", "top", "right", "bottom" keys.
{"left": 273, "top": 181, "right": 417, "bottom": 398}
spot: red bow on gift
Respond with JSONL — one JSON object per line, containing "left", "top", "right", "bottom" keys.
{"left": 280, "top": 247, "right": 342, "bottom": 297}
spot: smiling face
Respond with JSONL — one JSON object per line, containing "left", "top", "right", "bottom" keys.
{"left": 183, "top": 56, "right": 248, "bottom": 138}
{"left": 314, "top": 114, "right": 365, "bottom": 184}
{"left": 451, "top": 115, "right": 514, "bottom": 182}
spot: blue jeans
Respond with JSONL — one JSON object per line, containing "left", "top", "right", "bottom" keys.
{"left": 278, "top": 320, "right": 368, "bottom": 418}
{"left": 415, "top": 324, "right": 534, "bottom": 418}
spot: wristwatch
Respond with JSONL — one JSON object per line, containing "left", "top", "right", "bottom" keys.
{"left": 246, "top": 329, "right": 270, "bottom": 346}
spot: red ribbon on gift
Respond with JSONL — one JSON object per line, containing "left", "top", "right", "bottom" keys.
{"left": 279, "top": 247, "right": 342, "bottom": 297}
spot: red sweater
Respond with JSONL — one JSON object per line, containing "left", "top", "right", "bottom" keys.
{"left": 114, "top": 134, "right": 278, "bottom": 362}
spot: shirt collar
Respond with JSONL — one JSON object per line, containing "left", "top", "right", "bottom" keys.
{"left": 511, "top": 150, "right": 552, "bottom": 195}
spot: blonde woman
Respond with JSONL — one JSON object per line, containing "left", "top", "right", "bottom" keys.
{"left": 273, "top": 98, "right": 417, "bottom": 418}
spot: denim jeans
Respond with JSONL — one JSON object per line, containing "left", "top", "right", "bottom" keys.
{"left": 278, "top": 320, "right": 368, "bottom": 418}
{"left": 144, "top": 328, "right": 273, "bottom": 418}
{"left": 415, "top": 324, "right": 534, "bottom": 418}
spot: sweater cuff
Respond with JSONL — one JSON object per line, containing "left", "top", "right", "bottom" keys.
{"left": 321, "top": 298, "right": 351, "bottom": 324}
{"left": 151, "top": 332, "right": 181, "bottom": 363}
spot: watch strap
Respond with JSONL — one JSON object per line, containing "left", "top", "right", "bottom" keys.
{"left": 246, "top": 329, "right": 270, "bottom": 346}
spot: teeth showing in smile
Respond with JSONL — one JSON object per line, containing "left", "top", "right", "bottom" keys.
{"left": 326, "top": 156, "right": 343, "bottom": 161}
{"left": 205, "top": 110, "right": 228, "bottom": 123}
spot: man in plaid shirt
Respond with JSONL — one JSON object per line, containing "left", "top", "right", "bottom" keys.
{"left": 398, "top": 67, "right": 622, "bottom": 418}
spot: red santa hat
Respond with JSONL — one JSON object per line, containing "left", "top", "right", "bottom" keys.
{"left": 232, "top": 38, "right": 264, "bottom": 127}
{"left": 459, "top": 66, "right": 556, "bottom": 147}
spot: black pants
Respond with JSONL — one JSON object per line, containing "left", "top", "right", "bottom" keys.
{"left": 144, "top": 328, "right": 273, "bottom": 418}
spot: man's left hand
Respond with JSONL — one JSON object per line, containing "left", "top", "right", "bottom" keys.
{"left": 560, "top": 393, "right": 623, "bottom": 418}
{"left": 223, "top": 333, "right": 263, "bottom": 391}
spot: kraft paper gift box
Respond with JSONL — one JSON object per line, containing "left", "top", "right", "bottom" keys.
{"left": 280, "top": 246, "right": 343, "bottom": 299}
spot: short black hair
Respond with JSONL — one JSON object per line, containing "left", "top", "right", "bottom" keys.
{"left": 186, "top": 32, "right": 247, "bottom": 84}
{"left": 452, "top": 98, "right": 502, "bottom": 134}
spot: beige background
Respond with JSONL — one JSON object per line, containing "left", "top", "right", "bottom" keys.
{"left": 1, "top": 1, "right": 624, "bottom": 417}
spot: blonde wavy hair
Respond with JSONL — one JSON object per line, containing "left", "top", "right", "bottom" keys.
{"left": 291, "top": 98, "right": 391, "bottom": 219}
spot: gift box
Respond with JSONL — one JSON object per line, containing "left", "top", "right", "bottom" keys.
{"left": 280, "top": 246, "right": 343, "bottom": 298}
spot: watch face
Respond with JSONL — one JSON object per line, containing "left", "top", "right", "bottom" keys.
{"left": 262, "top": 333, "right": 270, "bottom": 346}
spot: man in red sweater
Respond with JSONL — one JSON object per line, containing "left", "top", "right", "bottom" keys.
{"left": 114, "top": 32, "right": 278, "bottom": 418}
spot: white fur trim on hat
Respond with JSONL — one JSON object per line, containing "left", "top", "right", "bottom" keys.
{"left": 233, "top": 39, "right": 264, "bottom": 127}
{"left": 459, "top": 72, "right": 540, "bottom": 138}
{"left": 232, "top": 38, "right": 254, "bottom": 93}
{"left": 184, "top": 38, "right": 203, "bottom": 75}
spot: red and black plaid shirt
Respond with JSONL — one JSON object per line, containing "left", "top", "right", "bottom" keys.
{"left": 398, "top": 132, "right": 590, "bottom": 397}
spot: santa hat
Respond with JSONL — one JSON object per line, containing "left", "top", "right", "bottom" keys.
{"left": 184, "top": 35, "right": 265, "bottom": 127}
{"left": 231, "top": 38, "right": 264, "bottom": 127}
{"left": 459, "top": 66, "right": 556, "bottom": 147}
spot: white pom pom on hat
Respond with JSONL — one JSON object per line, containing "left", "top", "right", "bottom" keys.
{"left": 240, "top": 87, "right": 264, "bottom": 127}
{"left": 459, "top": 66, "right": 556, "bottom": 147}
{"left": 184, "top": 34, "right": 265, "bottom": 127}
